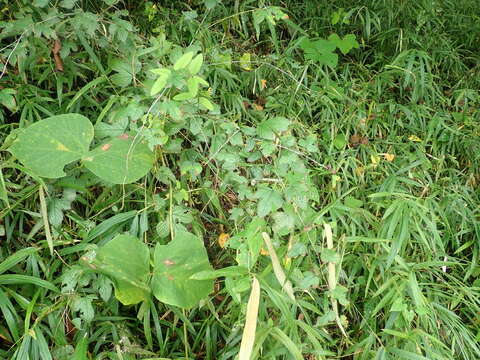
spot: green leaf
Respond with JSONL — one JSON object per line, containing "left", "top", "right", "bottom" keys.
{"left": 204, "top": 0, "right": 219, "bottom": 9}
{"left": 0, "top": 275, "right": 58, "bottom": 292}
{"left": 95, "top": 234, "right": 150, "bottom": 305}
{"left": 187, "top": 77, "right": 200, "bottom": 97}
{"left": 257, "top": 117, "right": 290, "bottom": 140}
{"left": 83, "top": 134, "right": 154, "bottom": 184}
{"left": 9, "top": 114, "right": 94, "bottom": 178}
{"left": 188, "top": 54, "right": 203, "bottom": 75}
{"left": 344, "top": 196, "right": 363, "bottom": 208}
{"left": 60, "top": 0, "right": 77, "bottom": 9}
{"left": 71, "top": 11, "right": 99, "bottom": 37}
{"left": 300, "top": 38, "right": 338, "bottom": 68}
{"left": 173, "top": 91, "right": 195, "bottom": 101}
{"left": 255, "top": 186, "right": 284, "bottom": 217}
{"left": 0, "top": 89, "right": 17, "bottom": 111}
{"left": 240, "top": 53, "right": 252, "bottom": 71}
{"left": 272, "top": 212, "right": 295, "bottom": 236}
{"left": 33, "top": 0, "right": 49, "bottom": 7}
{"left": 330, "top": 285, "right": 349, "bottom": 306}
{"left": 190, "top": 266, "right": 249, "bottom": 280}
{"left": 328, "top": 33, "right": 360, "bottom": 55}
{"left": 152, "top": 231, "right": 213, "bottom": 308}
{"left": 150, "top": 69, "right": 171, "bottom": 96}
{"left": 173, "top": 51, "right": 194, "bottom": 71}
{"left": 199, "top": 97, "right": 214, "bottom": 111}
{"left": 110, "top": 71, "right": 132, "bottom": 87}
{"left": 333, "top": 134, "right": 347, "bottom": 150}
{"left": 0, "top": 247, "right": 38, "bottom": 275}
{"left": 321, "top": 248, "right": 341, "bottom": 264}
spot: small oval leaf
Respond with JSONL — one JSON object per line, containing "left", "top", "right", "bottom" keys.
{"left": 173, "top": 51, "right": 194, "bottom": 71}
{"left": 188, "top": 54, "right": 203, "bottom": 75}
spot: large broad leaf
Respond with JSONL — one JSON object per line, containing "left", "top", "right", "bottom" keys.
{"left": 83, "top": 134, "right": 154, "bottom": 184}
{"left": 9, "top": 114, "right": 93, "bottom": 178}
{"left": 95, "top": 234, "right": 150, "bottom": 305}
{"left": 8, "top": 114, "right": 154, "bottom": 184}
{"left": 152, "top": 231, "right": 213, "bottom": 308}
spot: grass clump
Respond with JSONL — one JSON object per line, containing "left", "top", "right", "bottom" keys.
{"left": 0, "top": 0, "right": 479, "bottom": 359}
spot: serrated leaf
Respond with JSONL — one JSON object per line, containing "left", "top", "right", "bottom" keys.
{"left": 152, "top": 231, "right": 213, "bottom": 308}
{"left": 95, "top": 234, "right": 150, "bottom": 305}
{"left": 173, "top": 51, "right": 194, "bottom": 71}
{"left": 83, "top": 134, "right": 154, "bottom": 184}
{"left": 60, "top": 0, "right": 77, "bottom": 9}
{"left": 256, "top": 117, "right": 290, "bottom": 140}
{"left": 300, "top": 38, "right": 338, "bottom": 68}
{"left": 9, "top": 114, "right": 94, "bottom": 178}
{"left": 188, "top": 54, "right": 203, "bottom": 75}
{"left": 321, "top": 248, "right": 341, "bottom": 264}
{"left": 33, "top": 0, "right": 48, "bottom": 7}
{"left": 328, "top": 33, "right": 359, "bottom": 55}
{"left": 256, "top": 186, "right": 284, "bottom": 217}
{"left": 110, "top": 71, "right": 132, "bottom": 87}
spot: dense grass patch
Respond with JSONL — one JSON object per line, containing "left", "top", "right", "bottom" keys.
{"left": 0, "top": 0, "right": 479, "bottom": 359}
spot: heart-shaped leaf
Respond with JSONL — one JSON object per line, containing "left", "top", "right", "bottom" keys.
{"left": 152, "top": 231, "right": 213, "bottom": 308}
{"left": 94, "top": 234, "right": 150, "bottom": 305}
{"left": 9, "top": 114, "right": 94, "bottom": 178}
{"left": 9, "top": 114, "right": 154, "bottom": 184}
{"left": 83, "top": 134, "right": 154, "bottom": 184}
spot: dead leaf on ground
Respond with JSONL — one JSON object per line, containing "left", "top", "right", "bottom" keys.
{"left": 349, "top": 134, "right": 369, "bottom": 147}
{"left": 52, "top": 39, "right": 64, "bottom": 72}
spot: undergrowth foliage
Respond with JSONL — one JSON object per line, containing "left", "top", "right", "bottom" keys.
{"left": 0, "top": 0, "right": 479, "bottom": 359}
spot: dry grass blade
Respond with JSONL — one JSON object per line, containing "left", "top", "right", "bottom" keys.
{"left": 324, "top": 223, "right": 349, "bottom": 340}
{"left": 262, "top": 232, "right": 295, "bottom": 301}
{"left": 239, "top": 276, "right": 260, "bottom": 360}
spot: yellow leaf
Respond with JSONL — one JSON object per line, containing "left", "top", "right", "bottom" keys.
{"left": 355, "top": 166, "right": 365, "bottom": 176}
{"left": 260, "top": 79, "right": 267, "bottom": 90}
{"left": 253, "top": 103, "right": 263, "bottom": 111}
{"left": 408, "top": 135, "right": 422, "bottom": 142}
{"left": 384, "top": 153, "right": 395, "bottom": 162}
{"left": 218, "top": 233, "right": 230, "bottom": 248}
{"left": 240, "top": 53, "right": 252, "bottom": 71}
{"left": 260, "top": 247, "right": 269, "bottom": 256}
{"left": 371, "top": 155, "right": 380, "bottom": 167}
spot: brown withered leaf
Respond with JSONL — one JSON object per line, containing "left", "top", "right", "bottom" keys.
{"left": 254, "top": 96, "right": 266, "bottom": 107}
{"left": 349, "top": 134, "right": 369, "bottom": 147}
{"left": 52, "top": 39, "right": 64, "bottom": 72}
